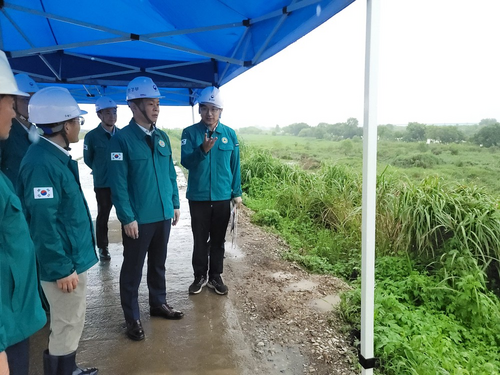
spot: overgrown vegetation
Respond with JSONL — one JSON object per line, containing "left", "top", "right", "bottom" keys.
{"left": 165, "top": 128, "right": 182, "bottom": 166}
{"left": 239, "top": 136, "right": 500, "bottom": 374}
{"left": 239, "top": 133, "right": 500, "bottom": 197}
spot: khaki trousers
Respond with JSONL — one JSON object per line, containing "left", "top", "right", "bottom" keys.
{"left": 41, "top": 272, "right": 87, "bottom": 356}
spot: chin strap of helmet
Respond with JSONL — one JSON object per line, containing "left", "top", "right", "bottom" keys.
{"left": 17, "top": 112, "right": 29, "bottom": 123}
{"left": 13, "top": 97, "right": 30, "bottom": 125}
{"left": 61, "top": 131, "right": 71, "bottom": 151}
{"left": 137, "top": 99, "right": 155, "bottom": 130}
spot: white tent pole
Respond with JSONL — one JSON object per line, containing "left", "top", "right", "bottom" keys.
{"left": 360, "top": 0, "right": 380, "bottom": 374}
{"left": 191, "top": 105, "right": 195, "bottom": 124}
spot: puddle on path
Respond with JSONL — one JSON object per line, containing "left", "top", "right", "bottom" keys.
{"left": 285, "top": 279, "right": 318, "bottom": 292}
{"left": 309, "top": 294, "right": 341, "bottom": 313}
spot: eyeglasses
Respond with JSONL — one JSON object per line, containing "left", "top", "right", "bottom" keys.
{"left": 200, "top": 106, "right": 221, "bottom": 114}
{"left": 70, "top": 116, "right": 85, "bottom": 126}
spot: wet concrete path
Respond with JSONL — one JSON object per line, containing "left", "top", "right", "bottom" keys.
{"left": 28, "top": 153, "right": 257, "bottom": 375}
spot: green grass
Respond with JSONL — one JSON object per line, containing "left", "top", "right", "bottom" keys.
{"left": 164, "top": 128, "right": 182, "bottom": 167}
{"left": 238, "top": 138, "right": 500, "bottom": 375}
{"left": 239, "top": 134, "right": 500, "bottom": 198}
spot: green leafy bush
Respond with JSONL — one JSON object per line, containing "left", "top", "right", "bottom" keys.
{"left": 341, "top": 256, "right": 500, "bottom": 374}
{"left": 251, "top": 209, "right": 282, "bottom": 229}
{"left": 392, "top": 153, "right": 442, "bottom": 168}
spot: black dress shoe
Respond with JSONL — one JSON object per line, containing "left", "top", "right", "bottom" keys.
{"left": 150, "top": 303, "right": 184, "bottom": 320}
{"left": 99, "top": 248, "right": 111, "bottom": 261}
{"left": 73, "top": 366, "right": 99, "bottom": 375}
{"left": 126, "top": 320, "right": 145, "bottom": 341}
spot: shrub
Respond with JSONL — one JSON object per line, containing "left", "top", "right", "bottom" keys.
{"left": 340, "top": 256, "right": 500, "bottom": 375}
{"left": 251, "top": 209, "right": 282, "bottom": 229}
{"left": 417, "top": 142, "right": 428, "bottom": 153}
{"left": 431, "top": 147, "right": 442, "bottom": 155}
{"left": 392, "top": 153, "right": 442, "bottom": 168}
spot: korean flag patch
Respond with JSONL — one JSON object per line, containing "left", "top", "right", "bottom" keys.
{"left": 111, "top": 152, "right": 123, "bottom": 161}
{"left": 181, "top": 139, "right": 187, "bottom": 146}
{"left": 34, "top": 187, "right": 53, "bottom": 199}
{"left": 83, "top": 143, "right": 88, "bottom": 150}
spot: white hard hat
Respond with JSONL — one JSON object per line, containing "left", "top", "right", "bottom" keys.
{"left": 29, "top": 87, "right": 87, "bottom": 124}
{"left": 95, "top": 96, "right": 117, "bottom": 112}
{"left": 0, "top": 51, "right": 29, "bottom": 97}
{"left": 126, "top": 76, "right": 163, "bottom": 101}
{"left": 15, "top": 73, "right": 39, "bottom": 94}
{"left": 196, "top": 86, "right": 223, "bottom": 109}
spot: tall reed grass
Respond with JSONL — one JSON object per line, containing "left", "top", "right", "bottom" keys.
{"left": 242, "top": 147, "right": 500, "bottom": 283}
{"left": 241, "top": 145, "right": 500, "bottom": 374}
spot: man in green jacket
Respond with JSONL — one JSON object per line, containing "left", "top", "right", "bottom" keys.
{"left": 109, "top": 76, "right": 183, "bottom": 342}
{"left": 0, "top": 50, "right": 46, "bottom": 375}
{"left": 0, "top": 73, "right": 39, "bottom": 187}
{"left": 181, "top": 86, "right": 242, "bottom": 296}
{"left": 1, "top": 74, "right": 50, "bottom": 315}
{"left": 18, "top": 87, "right": 98, "bottom": 375}
{"left": 84, "top": 96, "right": 119, "bottom": 261}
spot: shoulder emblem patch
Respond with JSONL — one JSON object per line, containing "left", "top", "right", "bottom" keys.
{"left": 181, "top": 139, "right": 187, "bottom": 146}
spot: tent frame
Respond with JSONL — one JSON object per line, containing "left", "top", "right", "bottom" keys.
{"left": 3, "top": 0, "right": 324, "bottom": 88}
{"left": 360, "top": 0, "right": 380, "bottom": 373}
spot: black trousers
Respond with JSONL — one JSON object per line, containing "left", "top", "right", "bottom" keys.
{"left": 94, "top": 187, "right": 113, "bottom": 249}
{"left": 120, "top": 220, "right": 171, "bottom": 322}
{"left": 189, "top": 200, "right": 231, "bottom": 279}
{"left": 6, "top": 338, "right": 29, "bottom": 375}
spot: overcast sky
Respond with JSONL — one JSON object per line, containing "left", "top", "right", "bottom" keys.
{"left": 81, "top": 0, "right": 500, "bottom": 131}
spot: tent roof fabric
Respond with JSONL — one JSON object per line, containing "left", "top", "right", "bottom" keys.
{"left": 1, "top": 0, "right": 355, "bottom": 105}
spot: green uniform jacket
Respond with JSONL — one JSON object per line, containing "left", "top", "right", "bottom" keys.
{"left": 0, "top": 172, "right": 46, "bottom": 352}
{"left": 181, "top": 121, "right": 242, "bottom": 201}
{"left": 108, "top": 120, "right": 180, "bottom": 225}
{"left": 18, "top": 138, "right": 98, "bottom": 282}
{"left": 83, "top": 124, "right": 119, "bottom": 188}
{"left": 0, "top": 118, "right": 31, "bottom": 188}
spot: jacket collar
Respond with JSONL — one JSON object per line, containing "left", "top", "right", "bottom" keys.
{"left": 129, "top": 118, "right": 155, "bottom": 139}
{"left": 11, "top": 118, "right": 29, "bottom": 136}
{"left": 37, "top": 137, "right": 71, "bottom": 162}
{"left": 197, "top": 121, "right": 224, "bottom": 134}
{"left": 98, "top": 123, "right": 116, "bottom": 135}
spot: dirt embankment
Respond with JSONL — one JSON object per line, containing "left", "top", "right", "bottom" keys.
{"left": 225, "top": 207, "right": 358, "bottom": 375}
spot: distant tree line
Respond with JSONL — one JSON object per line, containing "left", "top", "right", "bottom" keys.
{"left": 379, "top": 118, "right": 500, "bottom": 146}
{"left": 279, "top": 117, "right": 363, "bottom": 140}
{"left": 245, "top": 118, "right": 500, "bottom": 147}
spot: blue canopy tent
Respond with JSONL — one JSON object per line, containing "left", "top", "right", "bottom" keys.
{"left": 2, "top": 0, "right": 355, "bottom": 106}
{"left": 2, "top": 1, "right": 382, "bottom": 374}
